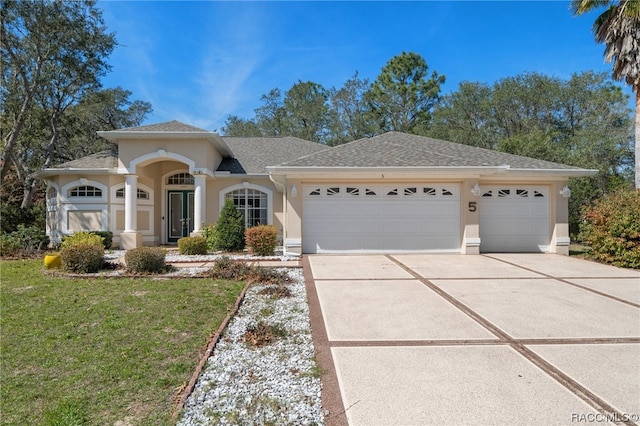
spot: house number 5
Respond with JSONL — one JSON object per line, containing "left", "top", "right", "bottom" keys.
{"left": 468, "top": 201, "right": 477, "bottom": 212}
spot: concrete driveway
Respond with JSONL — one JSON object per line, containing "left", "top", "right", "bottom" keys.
{"left": 303, "top": 254, "right": 640, "bottom": 426}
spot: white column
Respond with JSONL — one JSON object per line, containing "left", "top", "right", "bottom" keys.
{"left": 193, "top": 175, "right": 206, "bottom": 234}
{"left": 124, "top": 174, "right": 138, "bottom": 232}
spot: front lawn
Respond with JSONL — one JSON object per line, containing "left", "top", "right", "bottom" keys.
{"left": 0, "top": 259, "right": 245, "bottom": 425}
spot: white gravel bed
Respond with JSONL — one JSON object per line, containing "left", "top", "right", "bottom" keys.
{"left": 104, "top": 249, "right": 299, "bottom": 263}
{"left": 177, "top": 268, "right": 324, "bottom": 426}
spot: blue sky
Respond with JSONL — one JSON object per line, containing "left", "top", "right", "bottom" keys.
{"left": 98, "top": 1, "right": 632, "bottom": 132}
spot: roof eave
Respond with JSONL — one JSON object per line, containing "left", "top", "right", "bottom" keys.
{"left": 266, "top": 166, "right": 598, "bottom": 179}
{"left": 32, "top": 168, "right": 117, "bottom": 179}
{"left": 97, "top": 130, "right": 234, "bottom": 158}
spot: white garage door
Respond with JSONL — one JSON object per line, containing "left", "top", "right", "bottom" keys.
{"left": 479, "top": 186, "right": 549, "bottom": 253}
{"left": 303, "top": 184, "right": 460, "bottom": 253}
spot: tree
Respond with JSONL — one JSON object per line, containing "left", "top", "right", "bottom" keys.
{"left": 282, "top": 80, "right": 329, "bottom": 143}
{"left": 571, "top": 0, "right": 640, "bottom": 188}
{"left": 365, "top": 51, "right": 445, "bottom": 133}
{"left": 1, "top": 0, "right": 116, "bottom": 183}
{"left": 326, "top": 72, "right": 376, "bottom": 146}
{"left": 428, "top": 71, "right": 633, "bottom": 234}
{"left": 1, "top": 0, "right": 151, "bottom": 217}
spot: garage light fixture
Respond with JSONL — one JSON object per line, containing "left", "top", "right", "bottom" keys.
{"left": 290, "top": 184, "right": 298, "bottom": 198}
{"left": 471, "top": 184, "right": 481, "bottom": 196}
{"left": 559, "top": 185, "right": 571, "bottom": 198}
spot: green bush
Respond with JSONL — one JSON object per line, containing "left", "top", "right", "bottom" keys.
{"left": 213, "top": 200, "right": 245, "bottom": 252}
{"left": 61, "top": 232, "right": 104, "bottom": 249}
{"left": 579, "top": 188, "right": 640, "bottom": 268}
{"left": 245, "top": 225, "right": 278, "bottom": 256}
{"left": 177, "top": 236, "right": 208, "bottom": 255}
{"left": 201, "top": 224, "right": 216, "bottom": 251}
{"left": 125, "top": 247, "right": 167, "bottom": 273}
{"left": 61, "top": 243, "right": 105, "bottom": 273}
{"left": 0, "top": 233, "right": 22, "bottom": 257}
{"left": 90, "top": 231, "right": 113, "bottom": 249}
{"left": 0, "top": 225, "right": 49, "bottom": 257}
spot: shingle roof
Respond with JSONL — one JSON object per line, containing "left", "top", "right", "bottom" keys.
{"left": 279, "top": 132, "right": 581, "bottom": 170}
{"left": 52, "top": 150, "right": 118, "bottom": 169}
{"left": 117, "top": 120, "right": 210, "bottom": 133}
{"left": 218, "top": 137, "right": 328, "bottom": 174}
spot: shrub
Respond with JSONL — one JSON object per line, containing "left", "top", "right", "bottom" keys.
{"left": 208, "top": 256, "right": 251, "bottom": 280}
{"left": 245, "top": 225, "right": 278, "bottom": 256}
{"left": 579, "top": 188, "right": 640, "bottom": 269}
{"left": 201, "top": 224, "right": 216, "bottom": 251}
{"left": 61, "top": 232, "right": 104, "bottom": 249}
{"left": 213, "top": 200, "right": 245, "bottom": 252}
{"left": 0, "top": 233, "right": 22, "bottom": 257}
{"left": 61, "top": 243, "right": 105, "bottom": 273}
{"left": 90, "top": 231, "right": 113, "bottom": 249}
{"left": 177, "top": 236, "right": 208, "bottom": 255}
{"left": 0, "top": 225, "right": 50, "bottom": 257}
{"left": 125, "top": 247, "right": 167, "bottom": 274}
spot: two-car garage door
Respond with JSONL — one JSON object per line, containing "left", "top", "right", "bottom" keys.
{"left": 302, "top": 184, "right": 461, "bottom": 253}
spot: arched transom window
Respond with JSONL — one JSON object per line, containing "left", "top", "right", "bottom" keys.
{"left": 225, "top": 188, "right": 268, "bottom": 227}
{"left": 69, "top": 185, "right": 102, "bottom": 197}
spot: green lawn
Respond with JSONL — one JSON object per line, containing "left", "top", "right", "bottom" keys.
{"left": 0, "top": 259, "right": 245, "bottom": 425}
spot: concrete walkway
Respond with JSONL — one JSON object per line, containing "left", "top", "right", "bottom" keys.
{"left": 303, "top": 254, "right": 640, "bottom": 426}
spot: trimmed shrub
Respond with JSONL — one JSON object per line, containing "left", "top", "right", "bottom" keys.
{"left": 579, "top": 188, "right": 640, "bottom": 269}
{"left": 90, "top": 231, "right": 113, "bottom": 249}
{"left": 178, "top": 236, "right": 208, "bottom": 255}
{"left": 61, "top": 232, "right": 104, "bottom": 249}
{"left": 213, "top": 199, "right": 245, "bottom": 252}
{"left": 201, "top": 224, "right": 216, "bottom": 251}
{"left": 61, "top": 243, "right": 104, "bottom": 273}
{"left": 125, "top": 247, "right": 167, "bottom": 274}
{"left": 245, "top": 225, "right": 278, "bottom": 256}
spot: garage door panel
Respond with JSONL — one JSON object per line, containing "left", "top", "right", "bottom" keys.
{"left": 479, "top": 186, "right": 549, "bottom": 253}
{"left": 303, "top": 184, "right": 461, "bottom": 253}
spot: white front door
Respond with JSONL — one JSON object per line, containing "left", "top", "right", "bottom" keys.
{"left": 302, "top": 184, "right": 461, "bottom": 253}
{"left": 479, "top": 186, "right": 550, "bottom": 252}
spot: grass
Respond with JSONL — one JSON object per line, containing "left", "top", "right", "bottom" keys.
{"left": 0, "top": 259, "right": 245, "bottom": 426}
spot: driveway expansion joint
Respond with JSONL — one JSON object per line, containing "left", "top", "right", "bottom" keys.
{"left": 305, "top": 254, "right": 639, "bottom": 426}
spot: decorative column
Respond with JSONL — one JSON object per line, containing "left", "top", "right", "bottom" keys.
{"left": 192, "top": 174, "right": 206, "bottom": 235}
{"left": 121, "top": 174, "right": 142, "bottom": 249}
{"left": 124, "top": 174, "right": 138, "bottom": 232}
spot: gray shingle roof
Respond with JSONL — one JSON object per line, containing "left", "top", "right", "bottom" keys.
{"left": 52, "top": 150, "right": 118, "bottom": 169}
{"left": 117, "top": 120, "right": 210, "bottom": 133}
{"left": 218, "top": 137, "right": 328, "bottom": 174}
{"left": 279, "top": 132, "right": 581, "bottom": 170}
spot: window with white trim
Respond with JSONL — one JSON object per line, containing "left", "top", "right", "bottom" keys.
{"left": 115, "top": 187, "right": 149, "bottom": 200}
{"left": 69, "top": 185, "right": 102, "bottom": 197}
{"left": 225, "top": 188, "right": 268, "bottom": 227}
{"left": 166, "top": 173, "right": 194, "bottom": 185}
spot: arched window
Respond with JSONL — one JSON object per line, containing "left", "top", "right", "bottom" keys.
{"left": 69, "top": 185, "right": 102, "bottom": 197}
{"left": 224, "top": 188, "right": 269, "bottom": 227}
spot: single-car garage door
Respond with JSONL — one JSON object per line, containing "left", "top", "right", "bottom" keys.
{"left": 302, "top": 184, "right": 460, "bottom": 253}
{"left": 479, "top": 186, "right": 549, "bottom": 253}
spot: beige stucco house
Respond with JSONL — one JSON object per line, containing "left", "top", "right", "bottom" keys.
{"left": 37, "top": 120, "right": 596, "bottom": 255}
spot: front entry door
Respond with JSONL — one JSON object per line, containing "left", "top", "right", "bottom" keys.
{"left": 168, "top": 190, "right": 194, "bottom": 242}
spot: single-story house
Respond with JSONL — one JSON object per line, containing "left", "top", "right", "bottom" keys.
{"left": 36, "top": 120, "right": 597, "bottom": 255}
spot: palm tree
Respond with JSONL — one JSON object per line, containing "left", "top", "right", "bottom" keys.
{"left": 571, "top": 0, "right": 640, "bottom": 188}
